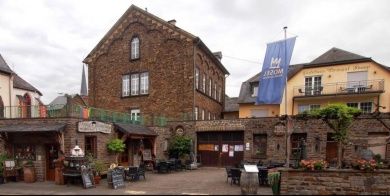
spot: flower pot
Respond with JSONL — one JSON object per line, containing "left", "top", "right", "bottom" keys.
{"left": 94, "top": 175, "right": 101, "bottom": 185}
{"left": 23, "top": 166, "right": 36, "bottom": 183}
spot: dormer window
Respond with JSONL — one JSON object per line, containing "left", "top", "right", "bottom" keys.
{"left": 130, "top": 37, "right": 140, "bottom": 60}
{"left": 252, "top": 85, "right": 258, "bottom": 97}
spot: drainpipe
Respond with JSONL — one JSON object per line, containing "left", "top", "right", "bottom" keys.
{"left": 9, "top": 74, "right": 13, "bottom": 117}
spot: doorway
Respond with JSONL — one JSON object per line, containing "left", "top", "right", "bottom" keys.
{"left": 45, "top": 144, "right": 59, "bottom": 181}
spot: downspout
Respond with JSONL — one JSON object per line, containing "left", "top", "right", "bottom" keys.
{"left": 9, "top": 73, "right": 13, "bottom": 117}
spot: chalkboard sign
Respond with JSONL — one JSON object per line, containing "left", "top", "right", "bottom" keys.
{"left": 81, "top": 166, "right": 95, "bottom": 189}
{"left": 109, "top": 167, "right": 125, "bottom": 189}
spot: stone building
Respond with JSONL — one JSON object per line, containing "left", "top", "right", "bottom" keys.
{"left": 166, "top": 114, "right": 390, "bottom": 167}
{"left": 83, "top": 5, "right": 229, "bottom": 122}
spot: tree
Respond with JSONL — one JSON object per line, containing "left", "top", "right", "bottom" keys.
{"left": 168, "top": 135, "right": 192, "bottom": 159}
{"left": 309, "top": 103, "right": 361, "bottom": 168}
{"left": 107, "top": 138, "right": 126, "bottom": 164}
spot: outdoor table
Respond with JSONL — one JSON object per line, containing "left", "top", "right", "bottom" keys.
{"left": 63, "top": 172, "right": 82, "bottom": 187}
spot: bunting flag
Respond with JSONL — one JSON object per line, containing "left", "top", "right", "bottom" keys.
{"left": 256, "top": 37, "right": 296, "bottom": 104}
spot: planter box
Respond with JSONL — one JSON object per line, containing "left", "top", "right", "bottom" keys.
{"left": 23, "top": 166, "right": 36, "bottom": 183}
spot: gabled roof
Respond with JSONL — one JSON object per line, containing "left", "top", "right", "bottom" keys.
{"left": 0, "top": 54, "right": 14, "bottom": 74}
{"left": 310, "top": 47, "right": 368, "bottom": 65}
{"left": 13, "top": 74, "right": 42, "bottom": 96}
{"left": 83, "top": 4, "right": 229, "bottom": 75}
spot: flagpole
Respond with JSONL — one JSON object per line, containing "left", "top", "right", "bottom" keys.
{"left": 283, "top": 26, "right": 290, "bottom": 168}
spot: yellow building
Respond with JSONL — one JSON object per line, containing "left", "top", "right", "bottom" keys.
{"left": 238, "top": 48, "right": 390, "bottom": 117}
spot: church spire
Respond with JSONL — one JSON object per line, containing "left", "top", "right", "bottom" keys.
{"left": 80, "top": 64, "right": 87, "bottom": 96}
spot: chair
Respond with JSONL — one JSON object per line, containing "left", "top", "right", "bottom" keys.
{"left": 185, "top": 160, "right": 192, "bottom": 170}
{"left": 225, "top": 167, "right": 232, "bottom": 183}
{"left": 230, "top": 168, "right": 241, "bottom": 186}
{"left": 126, "top": 166, "right": 139, "bottom": 181}
{"left": 157, "top": 162, "right": 169, "bottom": 173}
{"left": 137, "top": 164, "right": 146, "bottom": 180}
{"left": 3, "top": 160, "right": 19, "bottom": 182}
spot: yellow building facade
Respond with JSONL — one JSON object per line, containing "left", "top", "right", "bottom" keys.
{"left": 238, "top": 48, "right": 390, "bottom": 117}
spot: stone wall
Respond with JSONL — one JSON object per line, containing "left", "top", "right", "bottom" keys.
{"left": 150, "top": 126, "right": 172, "bottom": 160}
{"left": 280, "top": 169, "right": 390, "bottom": 195}
{"left": 166, "top": 114, "right": 390, "bottom": 164}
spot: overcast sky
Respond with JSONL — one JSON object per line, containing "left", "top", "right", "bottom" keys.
{"left": 1, "top": 0, "right": 389, "bottom": 103}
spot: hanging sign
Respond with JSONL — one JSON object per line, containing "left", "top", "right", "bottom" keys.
{"left": 78, "top": 121, "right": 112, "bottom": 134}
{"left": 142, "top": 149, "right": 152, "bottom": 161}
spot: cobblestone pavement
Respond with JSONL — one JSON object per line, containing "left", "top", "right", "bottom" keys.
{"left": 0, "top": 167, "right": 272, "bottom": 195}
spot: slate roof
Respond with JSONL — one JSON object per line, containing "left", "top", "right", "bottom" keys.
{"left": 0, "top": 123, "right": 66, "bottom": 132}
{"left": 238, "top": 64, "right": 305, "bottom": 104}
{"left": 0, "top": 53, "right": 43, "bottom": 96}
{"left": 310, "top": 47, "right": 368, "bottom": 65}
{"left": 0, "top": 54, "right": 13, "bottom": 74}
{"left": 83, "top": 4, "right": 229, "bottom": 75}
{"left": 238, "top": 47, "right": 389, "bottom": 104}
{"left": 224, "top": 96, "right": 239, "bottom": 112}
{"left": 115, "top": 123, "right": 157, "bottom": 136}
{"left": 13, "top": 74, "right": 42, "bottom": 96}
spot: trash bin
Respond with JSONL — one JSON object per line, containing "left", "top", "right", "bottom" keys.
{"left": 241, "top": 165, "right": 259, "bottom": 195}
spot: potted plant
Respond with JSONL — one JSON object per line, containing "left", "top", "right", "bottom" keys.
{"left": 92, "top": 160, "right": 105, "bottom": 184}
{"left": 0, "top": 153, "right": 7, "bottom": 184}
{"left": 23, "top": 160, "right": 36, "bottom": 183}
{"left": 107, "top": 138, "right": 125, "bottom": 164}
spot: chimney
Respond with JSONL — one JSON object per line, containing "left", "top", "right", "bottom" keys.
{"left": 213, "top": 51, "right": 222, "bottom": 61}
{"left": 168, "top": 19, "right": 176, "bottom": 26}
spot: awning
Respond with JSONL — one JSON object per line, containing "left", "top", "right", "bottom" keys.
{"left": 114, "top": 123, "right": 157, "bottom": 136}
{"left": 0, "top": 123, "right": 66, "bottom": 133}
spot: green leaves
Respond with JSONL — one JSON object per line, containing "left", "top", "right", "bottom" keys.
{"left": 107, "top": 139, "right": 125, "bottom": 153}
{"left": 168, "top": 135, "right": 192, "bottom": 158}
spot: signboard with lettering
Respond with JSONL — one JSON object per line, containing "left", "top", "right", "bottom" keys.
{"left": 78, "top": 121, "right": 112, "bottom": 134}
{"left": 142, "top": 149, "right": 152, "bottom": 161}
{"left": 109, "top": 167, "right": 125, "bottom": 189}
{"left": 303, "top": 64, "right": 370, "bottom": 76}
{"left": 81, "top": 167, "right": 95, "bottom": 189}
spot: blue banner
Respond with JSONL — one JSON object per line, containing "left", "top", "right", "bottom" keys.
{"left": 256, "top": 37, "right": 296, "bottom": 104}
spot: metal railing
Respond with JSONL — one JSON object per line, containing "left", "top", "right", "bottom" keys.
{"left": 293, "top": 79, "right": 385, "bottom": 97}
{"left": 0, "top": 104, "right": 170, "bottom": 127}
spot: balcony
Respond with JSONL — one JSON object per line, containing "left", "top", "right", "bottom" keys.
{"left": 293, "top": 79, "right": 385, "bottom": 98}
{"left": 0, "top": 104, "right": 168, "bottom": 127}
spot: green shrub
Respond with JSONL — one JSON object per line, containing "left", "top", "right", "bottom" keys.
{"left": 168, "top": 135, "right": 192, "bottom": 159}
{"left": 107, "top": 138, "right": 125, "bottom": 164}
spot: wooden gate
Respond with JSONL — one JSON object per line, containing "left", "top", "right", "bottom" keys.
{"left": 197, "top": 131, "right": 244, "bottom": 167}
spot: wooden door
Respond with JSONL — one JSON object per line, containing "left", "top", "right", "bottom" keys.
{"left": 326, "top": 142, "right": 338, "bottom": 163}
{"left": 45, "top": 144, "right": 59, "bottom": 181}
{"left": 197, "top": 131, "right": 244, "bottom": 167}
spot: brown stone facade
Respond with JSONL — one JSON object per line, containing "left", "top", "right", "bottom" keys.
{"left": 280, "top": 169, "right": 390, "bottom": 195}
{"left": 84, "top": 5, "right": 227, "bottom": 122}
{"left": 166, "top": 114, "right": 390, "bottom": 165}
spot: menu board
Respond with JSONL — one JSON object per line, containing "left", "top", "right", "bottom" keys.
{"left": 143, "top": 149, "right": 152, "bottom": 161}
{"left": 81, "top": 167, "right": 95, "bottom": 189}
{"left": 110, "top": 167, "right": 125, "bottom": 189}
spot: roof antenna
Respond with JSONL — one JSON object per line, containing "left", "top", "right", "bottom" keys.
{"left": 145, "top": 7, "right": 148, "bottom": 12}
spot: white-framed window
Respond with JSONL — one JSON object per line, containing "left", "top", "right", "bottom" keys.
{"left": 201, "top": 109, "right": 205, "bottom": 120}
{"left": 209, "top": 79, "right": 212, "bottom": 96}
{"left": 304, "top": 76, "right": 322, "bottom": 95}
{"left": 130, "top": 109, "right": 141, "bottom": 121}
{"left": 252, "top": 86, "right": 259, "bottom": 97}
{"left": 298, "top": 104, "right": 320, "bottom": 113}
{"left": 194, "top": 107, "right": 198, "bottom": 121}
{"left": 131, "top": 74, "right": 139, "bottom": 95}
{"left": 202, "top": 74, "right": 206, "bottom": 93}
{"left": 214, "top": 83, "right": 217, "bottom": 100}
{"left": 122, "top": 75, "right": 130, "bottom": 96}
{"left": 131, "top": 37, "right": 140, "bottom": 59}
{"left": 140, "top": 72, "right": 149, "bottom": 94}
{"left": 347, "top": 102, "right": 372, "bottom": 113}
{"left": 195, "top": 68, "right": 199, "bottom": 90}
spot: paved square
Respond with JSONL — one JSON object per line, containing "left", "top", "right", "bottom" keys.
{"left": 0, "top": 167, "right": 272, "bottom": 195}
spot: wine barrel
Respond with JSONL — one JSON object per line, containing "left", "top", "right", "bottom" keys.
{"left": 23, "top": 166, "right": 36, "bottom": 183}
{"left": 240, "top": 171, "right": 258, "bottom": 195}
